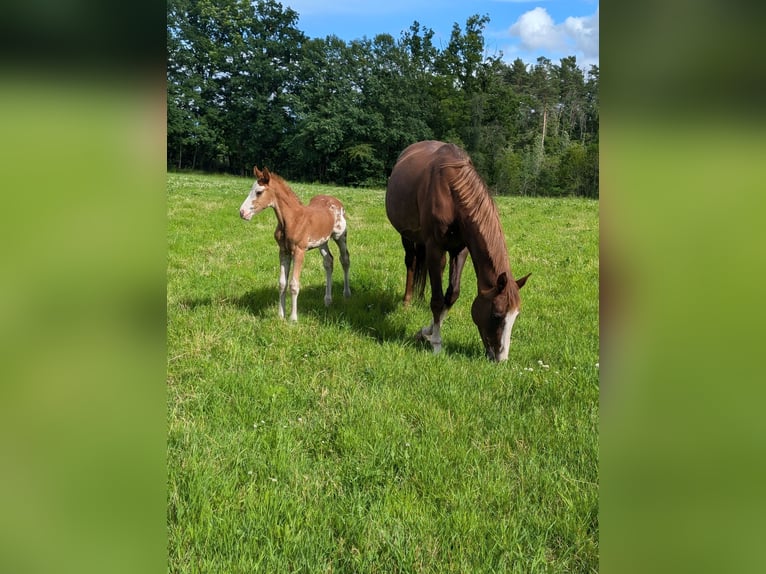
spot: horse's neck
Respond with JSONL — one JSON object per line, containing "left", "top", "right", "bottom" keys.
{"left": 271, "top": 183, "right": 303, "bottom": 228}
{"left": 463, "top": 217, "right": 510, "bottom": 292}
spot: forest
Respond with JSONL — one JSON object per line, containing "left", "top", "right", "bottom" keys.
{"left": 167, "top": 0, "right": 599, "bottom": 197}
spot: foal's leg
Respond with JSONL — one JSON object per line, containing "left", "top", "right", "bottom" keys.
{"left": 287, "top": 248, "right": 306, "bottom": 322}
{"left": 334, "top": 231, "right": 351, "bottom": 298}
{"left": 318, "top": 242, "right": 334, "bottom": 306}
{"left": 277, "top": 247, "right": 291, "bottom": 320}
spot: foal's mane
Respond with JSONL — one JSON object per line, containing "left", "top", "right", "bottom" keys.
{"left": 266, "top": 171, "right": 303, "bottom": 206}
{"left": 442, "top": 152, "right": 508, "bottom": 274}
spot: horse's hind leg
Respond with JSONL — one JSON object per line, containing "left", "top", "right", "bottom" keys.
{"left": 401, "top": 236, "right": 417, "bottom": 305}
{"left": 334, "top": 231, "right": 351, "bottom": 298}
{"left": 319, "top": 243, "right": 334, "bottom": 306}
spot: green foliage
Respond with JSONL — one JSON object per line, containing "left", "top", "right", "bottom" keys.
{"left": 167, "top": 4, "right": 599, "bottom": 195}
{"left": 341, "top": 144, "right": 386, "bottom": 187}
{"left": 168, "top": 173, "right": 599, "bottom": 572}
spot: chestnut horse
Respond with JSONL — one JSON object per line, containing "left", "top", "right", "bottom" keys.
{"left": 239, "top": 167, "right": 350, "bottom": 322}
{"left": 386, "top": 141, "right": 529, "bottom": 361}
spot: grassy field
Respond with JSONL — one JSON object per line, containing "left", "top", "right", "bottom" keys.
{"left": 167, "top": 172, "right": 599, "bottom": 573}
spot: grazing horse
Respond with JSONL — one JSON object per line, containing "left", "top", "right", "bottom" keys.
{"left": 386, "top": 141, "right": 530, "bottom": 361}
{"left": 239, "top": 166, "right": 350, "bottom": 322}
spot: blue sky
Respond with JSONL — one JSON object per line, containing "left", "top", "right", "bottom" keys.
{"left": 282, "top": 0, "right": 599, "bottom": 69}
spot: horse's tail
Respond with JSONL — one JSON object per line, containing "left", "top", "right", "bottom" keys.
{"left": 413, "top": 242, "right": 427, "bottom": 299}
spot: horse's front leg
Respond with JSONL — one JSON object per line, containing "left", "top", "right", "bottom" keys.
{"left": 287, "top": 247, "right": 306, "bottom": 322}
{"left": 444, "top": 247, "right": 469, "bottom": 309}
{"left": 318, "top": 243, "right": 334, "bottom": 306}
{"left": 417, "top": 244, "right": 448, "bottom": 354}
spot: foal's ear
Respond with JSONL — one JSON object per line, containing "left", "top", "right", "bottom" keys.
{"left": 262, "top": 167, "right": 271, "bottom": 182}
{"left": 515, "top": 272, "right": 531, "bottom": 290}
{"left": 254, "top": 166, "right": 262, "bottom": 177}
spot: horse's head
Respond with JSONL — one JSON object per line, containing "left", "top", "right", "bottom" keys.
{"left": 239, "top": 166, "right": 274, "bottom": 220}
{"left": 471, "top": 272, "right": 530, "bottom": 362}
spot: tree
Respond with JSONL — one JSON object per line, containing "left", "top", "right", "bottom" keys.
{"left": 167, "top": 0, "right": 305, "bottom": 172}
{"left": 166, "top": 5, "right": 599, "bottom": 197}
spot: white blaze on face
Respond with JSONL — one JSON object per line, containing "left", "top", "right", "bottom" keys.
{"left": 496, "top": 308, "right": 520, "bottom": 362}
{"left": 239, "top": 182, "right": 265, "bottom": 220}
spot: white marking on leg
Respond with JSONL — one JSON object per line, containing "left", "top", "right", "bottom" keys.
{"left": 418, "top": 309, "right": 447, "bottom": 354}
{"left": 278, "top": 254, "right": 290, "bottom": 319}
{"left": 430, "top": 321, "right": 442, "bottom": 354}
{"left": 289, "top": 278, "right": 299, "bottom": 322}
{"left": 497, "top": 308, "right": 519, "bottom": 362}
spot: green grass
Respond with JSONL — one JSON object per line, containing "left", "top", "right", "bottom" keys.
{"left": 167, "top": 172, "right": 599, "bottom": 573}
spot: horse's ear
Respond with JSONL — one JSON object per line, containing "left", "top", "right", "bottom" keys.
{"left": 496, "top": 272, "right": 508, "bottom": 294}
{"left": 262, "top": 167, "right": 271, "bottom": 182}
{"left": 254, "top": 166, "right": 262, "bottom": 177}
{"left": 515, "top": 272, "right": 531, "bottom": 290}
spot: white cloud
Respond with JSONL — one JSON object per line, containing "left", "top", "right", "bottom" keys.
{"left": 508, "top": 6, "right": 599, "bottom": 67}
{"left": 563, "top": 7, "right": 599, "bottom": 60}
{"left": 509, "top": 7, "right": 565, "bottom": 51}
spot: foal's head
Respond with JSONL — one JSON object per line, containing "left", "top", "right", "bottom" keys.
{"left": 471, "top": 272, "right": 530, "bottom": 362}
{"left": 239, "top": 166, "right": 275, "bottom": 220}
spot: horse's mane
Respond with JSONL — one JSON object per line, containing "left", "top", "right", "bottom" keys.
{"left": 442, "top": 153, "right": 509, "bottom": 274}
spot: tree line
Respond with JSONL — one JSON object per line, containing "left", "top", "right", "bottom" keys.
{"left": 168, "top": 0, "right": 599, "bottom": 197}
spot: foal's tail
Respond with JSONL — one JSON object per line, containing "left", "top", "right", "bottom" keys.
{"left": 413, "top": 242, "right": 427, "bottom": 299}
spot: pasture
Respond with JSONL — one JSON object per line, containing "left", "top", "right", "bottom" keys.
{"left": 167, "top": 172, "right": 599, "bottom": 572}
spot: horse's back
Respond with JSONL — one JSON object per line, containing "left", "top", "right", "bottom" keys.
{"left": 386, "top": 140, "right": 463, "bottom": 238}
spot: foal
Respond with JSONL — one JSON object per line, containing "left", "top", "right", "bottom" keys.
{"left": 239, "top": 166, "right": 350, "bottom": 321}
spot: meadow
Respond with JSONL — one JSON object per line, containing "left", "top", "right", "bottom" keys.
{"left": 167, "top": 172, "right": 599, "bottom": 573}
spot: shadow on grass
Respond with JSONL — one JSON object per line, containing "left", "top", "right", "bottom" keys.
{"left": 235, "top": 283, "right": 408, "bottom": 342}
{"left": 251, "top": 283, "right": 486, "bottom": 360}
{"left": 177, "top": 288, "right": 274, "bottom": 318}
{"left": 178, "top": 283, "right": 486, "bottom": 360}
